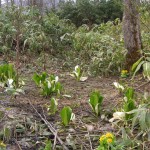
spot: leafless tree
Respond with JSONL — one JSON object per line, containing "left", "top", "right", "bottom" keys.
{"left": 19, "top": 0, "right": 23, "bottom": 7}
{"left": 50, "top": 0, "right": 56, "bottom": 9}
{"left": 123, "top": 0, "right": 142, "bottom": 71}
{"left": 10, "top": 0, "right": 15, "bottom": 5}
{"left": 5, "top": 0, "right": 9, "bottom": 6}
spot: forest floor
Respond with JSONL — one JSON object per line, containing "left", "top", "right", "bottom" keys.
{"left": 0, "top": 55, "right": 150, "bottom": 150}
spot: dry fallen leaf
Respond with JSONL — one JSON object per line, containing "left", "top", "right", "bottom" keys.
{"left": 85, "top": 124, "right": 94, "bottom": 132}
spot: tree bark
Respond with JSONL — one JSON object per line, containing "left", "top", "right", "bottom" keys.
{"left": 123, "top": 0, "right": 142, "bottom": 71}
{"left": 10, "top": 0, "right": 15, "bottom": 6}
{"left": 19, "top": 0, "right": 23, "bottom": 7}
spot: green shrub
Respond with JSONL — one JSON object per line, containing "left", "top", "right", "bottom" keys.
{"left": 57, "top": 0, "right": 123, "bottom": 27}
{"left": 71, "top": 21, "right": 126, "bottom": 75}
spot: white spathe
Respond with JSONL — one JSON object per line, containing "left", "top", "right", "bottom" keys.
{"left": 113, "top": 82, "right": 125, "bottom": 91}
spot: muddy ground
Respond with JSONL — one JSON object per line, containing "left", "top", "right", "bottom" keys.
{"left": 0, "top": 56, "right": 149, "bottom": 150}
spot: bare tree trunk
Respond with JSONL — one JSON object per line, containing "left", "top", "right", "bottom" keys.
{"left": 123, "top": 0, "right": 142, "bottom": 71}
{"left": 50, "top": 0, "right": 55, "bottom": 10}
{"left": 0, "top": 0, "right": 1, "bottom": 8}
{"left": 19, "top": 0, "right": 23, "bottom": 7}
{"left": 39, "top": 0, "right": 43, "bottom": 13}
{"left": 11, "top": 0, "right": 15, "bottom": 6}
{"left": 6, "top": 0, "right": 9, "bottom": 6}
{"left": 16, "top": 32, "right": 20, "bottom": 88}
{"left": 28, "top": 0, "right": 35, "bottom": 6}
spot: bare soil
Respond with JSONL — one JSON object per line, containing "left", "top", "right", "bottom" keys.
{"left": 0, "top": 56, "right": 149, "bottom": 150}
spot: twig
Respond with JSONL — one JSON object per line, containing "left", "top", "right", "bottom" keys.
{"left": 41, "top": 106, "right": 56, "bottom": 132}
{"left": 75, "top": 135, "right": 88, "bottom": 150}
{"left": 53, "top": 131, "right": 57, "bottom": 150}
{"left": 28, "top": 100, "right": 69, "bottom": 150}
{"left": 41, "top": 106, "right": 57, "bottom": 150}
{"left": 0, "top": 113, "right": 7, "bottom": 123}
{"left": 88, "top": 131, "right": 93, "bottom": 150}
{"left": 135, "top": 80, "right": 150, "bottom": 90}
{"left": 0, "top": 109, "right": 12, "bottom": 123}
{"left": 14, "top": 138, "right": 22, "bottom": 150}
{"left": 11, "top": 134, "right": 51, "bottom": 139}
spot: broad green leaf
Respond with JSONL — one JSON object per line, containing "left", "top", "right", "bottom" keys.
{"left": 146, "top": 57, "right": 150, "bottom": 62}
{"left": 89, "top": 91, "right": 103, "bottom": 116}
{"left": 44, "top": 140, "right": 52, "bottom": 150}
{"left": 125, "top": 88, "right": 134, "bottom": 100}
{"left": 143, "top": 62, "right": 150, "bottom": 80}
{"left": 40, "top": 72, "right": 47, "bottom": 83}
{"left": 146, "top": 112, "right": 150, "bottom": 127}
{"left": 33, "top": 73, "right": 62, "bottom": 96}
{"left": 32, "top": 74, "right": 41, "bottom": 86}
{"left": 49, "top": 98, "right": 58, "bottom": 114}
{"left": 60, "top": 106, "right": 72, "bottom": 126}
{"left": 23, "top": 39, "right": 28, "bottom": 51}
{"left": 95, "top": 104, "right": 100, "bottom": 116}
{"left": 72, "top": 65, "right": 83, "bottom": 81}
{"left": 139, "top": 110, "right": 147, "bottom": 131}
{"left": 131, "top": 111, "right": 140, "bottom": 131}
{"left": 121, "top": 127, "right": 128, "bottom": 140}
{"left": 131, "top": 56, "right": 143, "bottom": 72}
{"left": 70, "top": 113, "right": 76, "bottom": 121}
{"left": 131, "top": 61, "right": 145, "bottom": 80}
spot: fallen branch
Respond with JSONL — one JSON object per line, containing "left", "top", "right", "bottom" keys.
{"left": 88, "top": 131, "right": 93, "bottom": 150}
{"left": 14, "top": 138, "right": 22, "bottom": 150}
{"left": 53, "top": 131, "right": 58, "bottom": 150}
{"left": 28, "top": 100, "right": 69, "bottom": 150}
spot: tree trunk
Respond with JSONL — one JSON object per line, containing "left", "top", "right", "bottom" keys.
{"left": 10, "top": 0, "right": 15, "bottom": 6}
{"left": 19, "top": 0, "right": 23, "bottom": 7}
{"left": 39, "top": 0, "right": 43, "bottom": 13}
{"left": 6, "top": 0, "right": 9, "bottom": 6}
{"left": 123, "top": 0, "right": 142, "bottom": 71}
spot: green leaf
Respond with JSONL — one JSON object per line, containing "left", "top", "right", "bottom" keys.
{"left": 121, "top": 127, "right": 128, "bottom": 140}
{"left": 139, "top": 110, "right": 147, "bottom": 131}
{"left": 143, "top": 62, "right": 150, "bottom": 80}
{"left": 146, "top": 57, "right": 150, "bottom": 62}
{"left": 131, "top": 56, "right": 143, "bottom": 72}
{"left": 145, "top": 112, "right": 150, "bottom": 127}
{"left": 0, "top": 64, "right": 17, "bottom": 88}
{"left": 125, "top": 88, "right": 134, "bottom": 100}
{"left": 55, "top": 82, "right": 62, "bottom": 94}
{"left": 33, "top": 73, "right": 62, "bottom": 96}
{"left": 49, "top": 98, "right": 58, "bottom": 114}
{"left": 60, "top": 106, "right": 72, "bottom": 126}
{"left": 32, "top": 74, "right": 41, "bottom": 86}
{"left": 89, "top": 91, "right": 103, "bottom": 116}
{"left": 131, "top": 110, "right": 140, "bottom": 131}
{"left": 72, "top": 65, "right": 83, "bottom": 81}
{"left": 123, "top": 88, "right": 136, "bottom": 120}
{"left": 131, "top": 61, "right": 145, "bottom": 80}
{"left": 40, "top": 72, "right": 48, "bottom": 83}
{"left": 3, "top": 126, "right": 11, "bottom": 141}
{"left": 95, "top": 104, "right": 101, "bottom": 115}
{"left": 44, "top": 140, "right": 52, "bottom": 150}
